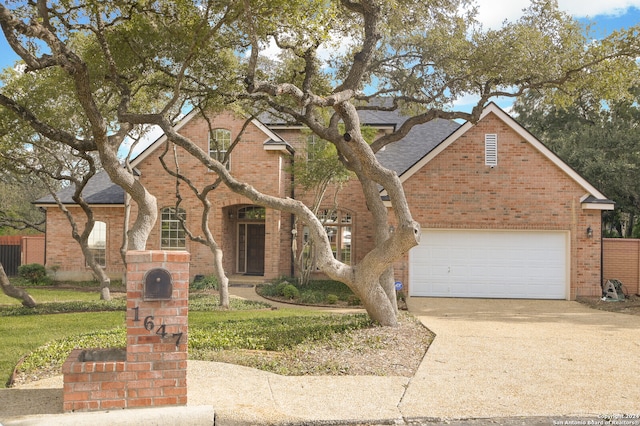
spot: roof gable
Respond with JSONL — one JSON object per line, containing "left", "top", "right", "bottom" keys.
{"left": 381, "top": 103, "right": 613, "bottom": 209}
{"left": 130, "top": 110, "right": 292, "bottom": 168}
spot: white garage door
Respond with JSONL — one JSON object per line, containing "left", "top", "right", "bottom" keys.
{"left": 409, "top": 230, "right": 568, "bottom": 299}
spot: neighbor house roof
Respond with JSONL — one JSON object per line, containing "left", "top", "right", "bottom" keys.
{"left": 34, "top": 170, "right": 125, "bottom": 206}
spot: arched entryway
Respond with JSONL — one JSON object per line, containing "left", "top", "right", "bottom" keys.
{"left": 234, "top": 205, "right": 265, "bottom": 275}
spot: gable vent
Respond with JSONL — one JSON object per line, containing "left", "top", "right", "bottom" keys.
{"left": 485, "top": 134, "right": 497, "bottom": 167}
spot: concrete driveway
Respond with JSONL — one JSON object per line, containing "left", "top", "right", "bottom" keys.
{"left": 402, "top": 298, "right": 640, "bottom": 420}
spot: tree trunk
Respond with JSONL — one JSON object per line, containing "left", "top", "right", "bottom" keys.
{"left": 211, "top": 245, "right": 229, "bottom": 308}
{"left": 360, "top": 178, "right": 399, "bottom": 313}
{"left": 97, "top": 270, "right": 111, "bottom": 301}
{"left": 79, "top": 242, "right": 112, "bottom": 301}
{"left": 0, "top": 263, "right": 37, "bottom": 308}
{"left": 353, "top": 267, "right": 398, "bottom": 326}
{"left": 120, "top": 193, "right": 131, "bottom": 288}
{"left": 380, "top": 267, "right": 398, "bottom": 313}
{"left": 101, "top": 158, "right": 156, "bottom": 251}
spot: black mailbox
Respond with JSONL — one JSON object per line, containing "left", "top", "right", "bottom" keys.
{"left": 144, "top": 268, "right": 173, "bottom": 300}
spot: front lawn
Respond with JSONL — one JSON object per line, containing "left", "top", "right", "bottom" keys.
{"left": 0, "top": 288, "right": 375, "bottom": 388}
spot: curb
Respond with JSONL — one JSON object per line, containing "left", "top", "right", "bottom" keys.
{"left": 2, "top": 405, "right": 214, "bottom": 426}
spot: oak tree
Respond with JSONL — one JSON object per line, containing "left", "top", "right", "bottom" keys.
{"left": 1, "top": 0, "right": 638, "bottom": 325}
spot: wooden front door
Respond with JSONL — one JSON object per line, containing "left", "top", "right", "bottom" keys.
{"left": 238, "top": 223, "right": 265, "bottom": 275}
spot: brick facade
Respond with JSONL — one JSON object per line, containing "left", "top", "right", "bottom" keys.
{"left": 132, "top": 111, "right": 294, "bottom": 280}
{"left": 44, "top": 206, "right": 125, "bottom": 281}
{"left": 40, "top": 106, "right": 608, "bottom": 299}
{"left": 396, "top": 112, "right": 604, "bottom": 298}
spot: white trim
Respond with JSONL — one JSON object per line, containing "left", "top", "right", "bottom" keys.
{"left": 252, "top": 120, "right": 284, "bottom": 143}
{"left": 131, "top": 111, "right": 283, "bottom": 168}
{"left": 263, "top": 141, "right": 291, "bottom": 153}
{"left": 381, "top": 103, "right": 610, "bottom": 202}
{"left": 131, "top": 109, "right": 200, "bottom": 167}
{"left": 580, "top": 194, "right": 615, "bottom": 210}
{"left": 581, "top": 203, "right": 615, "bottom": 211}
{"left": 34, "top": 203, "right": 125, "bottom": 208}
{"left": 265, "top": 124, "right": 305, "bottom": 130}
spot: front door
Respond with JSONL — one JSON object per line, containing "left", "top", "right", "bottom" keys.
{"left": 238, "top": 223, "right": 265, "bottom": 275}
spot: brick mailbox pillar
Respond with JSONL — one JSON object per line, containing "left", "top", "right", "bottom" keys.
{"left": 62, "top": 250, "right": 190, "bottom": 412}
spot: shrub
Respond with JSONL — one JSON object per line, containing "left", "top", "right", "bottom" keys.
{"left": 326, "top": 294, "right": 339, "bottom": 304}
{"left": 282, "top": 284, "right": 300, "bottom": 300}
{"left": 298, "top": 290, "right": 326, "bottom": 304}
{"left": 275, "top": 281, "right": 290, "bottom": 296}
{"left": 17, "top": 264, "right": 50, "bottom": 285}
{"left": 347, "top": 295, "right": 361, "bottom": 306}
{"left": 190, "top": 274, "right": 218, "bottom": 291}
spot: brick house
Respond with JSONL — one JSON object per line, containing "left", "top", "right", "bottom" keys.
{"left": 36, "top": 102, "right": 613, "bottom": 299}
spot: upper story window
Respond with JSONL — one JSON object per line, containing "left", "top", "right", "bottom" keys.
{"left": 307, "top": 134, "right": 321, "bottom": 161}
{"left": 87, "top": 221, "right": 106, "bottom": 267}
{"left": 161, "top": 207, "right": 186, "bottom": 249}
{"left": 209, "top": 128, "right": 231, "bottom": 170}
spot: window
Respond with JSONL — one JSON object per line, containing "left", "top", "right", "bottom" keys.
{"left": 161, "top": 207, "right": 186, "bottom": 249}
{"left": 87, "top": 221, "right": 106, "bottom": 267}
{"left": 307, "top": 134, "right": 320, "bottom": 161}
{"left": 318, "top": 209, "right": 352, "bottom": 265}
{"left": 209, "top": 128, "right": 231, "bottom": 170}
{"left": 485, "top": 133, "right": 498, "bottom": 167}
{"left": 238, "top": 206, "right": 266, "bottom": 220}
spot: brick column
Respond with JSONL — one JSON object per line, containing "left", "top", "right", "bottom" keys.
{"left": 63, "top": 250, "right": 190, "bottom": 412}
{"left": 125, "top": 250, "right": 190, "bottom": 408}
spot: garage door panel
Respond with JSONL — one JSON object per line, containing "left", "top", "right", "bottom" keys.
{"left": 409, "top": 230, "right": 567, "bottom": 299}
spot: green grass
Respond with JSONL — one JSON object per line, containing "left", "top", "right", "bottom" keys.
{"left": 0, "top": 288, "right": 124, "bottom": 306}
{"left": 0, "top": 311, "right": 124, "bottom": 387}
{"left": 0, "top": 288, "right": 369, "bottom": 388}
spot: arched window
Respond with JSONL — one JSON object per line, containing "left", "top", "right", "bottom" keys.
{"left": 238, "top": 206, "right": 266, "bottom": 220}
{"left": 209, "top": 128, "right": 231, "bottom": 170}
{"left": 161, "top": 207, "right": 186, "bottom": 249}
{"left": 303, "top": 209, "right": 352, "bottom": 265}
{"left": 87, "top": 221, "right": 106, "bottom": 267}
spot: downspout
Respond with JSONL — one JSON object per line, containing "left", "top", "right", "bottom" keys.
{"left": 42, "top": 207, "right": 47, "bottom": 269}
{"left": 600, "top": 211, "right": 604, "bottom": 291}
{"left": 290, "top": 153, "right": 296, "bottom": 278}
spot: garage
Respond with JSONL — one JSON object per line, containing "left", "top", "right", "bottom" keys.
{"left": 409, "top": 230, "right": 569, "bottom": 299}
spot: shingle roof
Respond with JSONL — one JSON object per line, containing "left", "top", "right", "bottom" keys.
{"left": 375, "top": 118, "right": 460, "bottom": 175}
{"left": 260, "top": 104, "right": 461, "bottom": 175}
{"left": 35, "top": 170, "right": 125, "bottom": 205}
{"left": 37, "top": 104, "right": 461, "bottom": 206}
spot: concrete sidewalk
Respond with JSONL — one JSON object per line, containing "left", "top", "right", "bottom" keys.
{"left": 3, "top": 293, "right": 640, "bottom": 425}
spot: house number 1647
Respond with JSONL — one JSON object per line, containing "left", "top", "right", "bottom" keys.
{"left": 132, "top": 307, "right": 183, "bottom": 347}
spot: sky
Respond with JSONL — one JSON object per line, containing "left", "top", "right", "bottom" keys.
{"left": 1, "top": 1, "right": 639, "bottom": 114}
{"left": 457, "top": 1, "right": 640, "bottom": 110}
{"left": 476, "top": 0, "right": 640, "bottom": 30}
